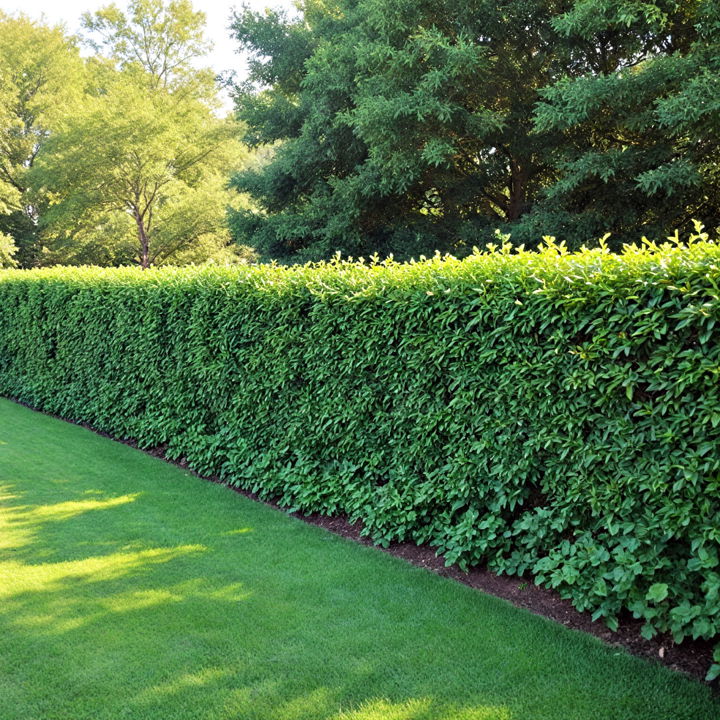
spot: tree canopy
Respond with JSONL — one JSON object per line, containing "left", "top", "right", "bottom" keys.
{"left": 0, "top": 4, "right": 253, "bottom": 269}
{"left": 81, "top": 0, "right": 216, "bottom": 99}
{"left": 230, "top": 0, "right": 720, "bottom": 260}
{"left": 530, "top": 0, "right": 719, "bottom": 243}
{"left": 1, "top": 1, "right": 716, "bottom": 266}
{"left": 0, "top": 13, "right": 85, "bottom": 267}
{"left": 34, "top": 69, "right": 245, "bottom": 267}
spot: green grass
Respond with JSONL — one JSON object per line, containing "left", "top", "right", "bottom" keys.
{"left": 1, "top": 398, "right": 718, "bottom": 720}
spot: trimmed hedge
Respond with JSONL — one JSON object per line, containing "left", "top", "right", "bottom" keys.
{"left": 2, "top": 235, "right": 720, "bottom": 672}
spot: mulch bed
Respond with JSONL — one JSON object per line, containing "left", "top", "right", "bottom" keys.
{"left": 7, "top": 397, "right": 717, "bottom": 685}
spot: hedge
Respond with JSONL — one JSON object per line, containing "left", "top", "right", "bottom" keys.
{"left": 1, "top": 232, "right": 720, "bottom": 675}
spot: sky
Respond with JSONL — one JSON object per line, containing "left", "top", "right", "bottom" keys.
{"left": 0, "top": 0, "right": 297, "bottom": 111}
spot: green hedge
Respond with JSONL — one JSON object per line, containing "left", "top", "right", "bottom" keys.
{"left": 2, "top": 234, "right": 720, "bottom": 673}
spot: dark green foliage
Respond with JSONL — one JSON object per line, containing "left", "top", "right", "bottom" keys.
{"left": 1, "top": 236, "right": 720, "bottom": 672}
{"left": 529, "top": 0, "right": 720, "bottom": 245}
{"left": 229, "top": 0, "right": 575, "bottom": 261}
{"left": 230, "top": 0, "right": 719, "bottom": 260}
{"left": 0, "top": 212, "right": 39, "bottom": 268}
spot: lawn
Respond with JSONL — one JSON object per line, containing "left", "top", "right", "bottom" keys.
{"left": 1, "top": 398, "right": 718, "bottom": 720}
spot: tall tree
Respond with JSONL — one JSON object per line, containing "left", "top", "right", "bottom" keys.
{"left": 529, "top": 0, "right": 717, "bottom": 245}
{"left": 26, "top": 0, "right": 253, "bottom": 268}
{"left": 229, "top": 1, "right": 579, "bottom": 261}
{"left": 33, "top": 64, "right": 247, "bottom": 268}
{"left": 0, "top": 14, "right": 85, "bottom": 267}
{"left": 230, "top": 0, "right": 719, "bottom": 258}
{"left": 81, "top": 0, "right": 215, "bottom": 99}
{"left": 12, "top": 0, "right": 257, "bottom": 269}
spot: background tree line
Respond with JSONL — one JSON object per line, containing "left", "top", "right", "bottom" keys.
{"left": 0, "top": 0, "right": 256, "bottom": 268}
{"left": 230, "top": 0, "right": 719, "bottom": 261}
{"left": 1, "top": 0, "right": 718, "bottom": 268}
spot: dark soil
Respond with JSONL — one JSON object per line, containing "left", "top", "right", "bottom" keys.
{"left": 7, "top": 397, "right": 717, "bottom": 685}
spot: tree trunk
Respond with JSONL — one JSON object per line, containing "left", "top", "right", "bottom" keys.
{"left": 134, "top": 213, "right": 150, "bottom": 269}
{"left": 507, "top": 159, "right": 529, "bottom": 222}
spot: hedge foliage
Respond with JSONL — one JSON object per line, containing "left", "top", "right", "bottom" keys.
{"left": 1, "top": 232, "right": 720, "bottom": 673}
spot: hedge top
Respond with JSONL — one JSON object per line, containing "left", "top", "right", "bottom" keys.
{"left": 1, "top": 230, "right": 719, "bottom": 302}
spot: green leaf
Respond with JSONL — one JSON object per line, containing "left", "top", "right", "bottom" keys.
{"left": 646, "top": 583, "right": 669, "bottom": 604}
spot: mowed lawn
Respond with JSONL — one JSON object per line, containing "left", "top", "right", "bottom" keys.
{"left": 1, "top": 398, "right": 718, "bottom": 720}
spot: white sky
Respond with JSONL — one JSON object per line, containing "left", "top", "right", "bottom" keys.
{"left": 0, "top": 0, "right": 297, "bottom": 112}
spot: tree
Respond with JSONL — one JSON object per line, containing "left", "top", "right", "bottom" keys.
{"left": 0, "top": 13, "right": 85, "bottom": 267}
{"left": 26, "top": 0, "right": 254, "bottom": 268}
{"left": 0, "top": 233, "right": 17, "bottom": 268}
{"left": 81, "top": 0, "right": 216, "bottom": 101}
{"left": 529, "top": 0, "right": 718, "bottom": 245}
{"left": 230, "top": 0, "right": 719, "bottom": 259}
{"left": 33, "top": 66, "right": 246, "bottom": 268}
{"left": 229, "top": 1, "right": 583, "bottom": 261}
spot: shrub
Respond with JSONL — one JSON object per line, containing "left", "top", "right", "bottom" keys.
{"left": 1, "top": 230, "right": 719, "bottom": 674}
